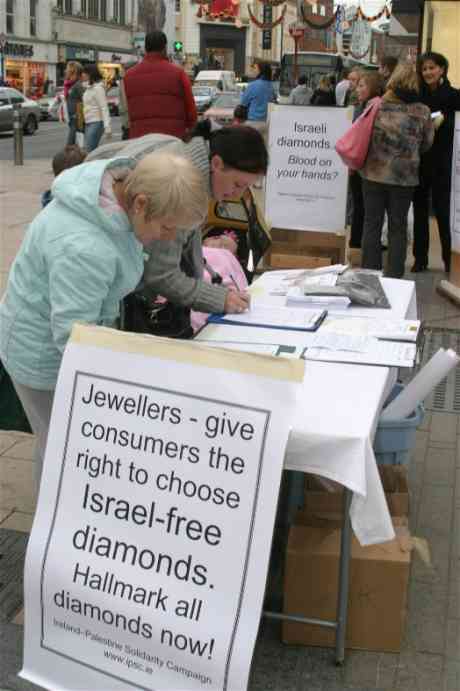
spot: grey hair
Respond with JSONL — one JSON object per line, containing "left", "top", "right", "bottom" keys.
{"left": 122, "top": 151, "right": 209, "bottom": 228}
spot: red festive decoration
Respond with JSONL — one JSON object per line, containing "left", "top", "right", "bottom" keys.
{"left": 248, "top": 3, "right": 286, "bottom": 29}
{"left": 255, "top": 0, "right": 286, "bottom": 7}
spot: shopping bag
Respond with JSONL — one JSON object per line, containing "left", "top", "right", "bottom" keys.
{"left": 75, "top": 131, "right": 85, "bottom": 148}
{"left": 0, "top": 359, "right": 32, "bottom": 433}
{"left": 335, "top": 96, "right": 382, "bottom": 170}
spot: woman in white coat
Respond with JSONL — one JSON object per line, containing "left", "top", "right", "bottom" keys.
{"left": 82, "top": 63, "right": 112, "bottom": 152}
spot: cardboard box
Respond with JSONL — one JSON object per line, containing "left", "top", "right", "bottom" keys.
{"left": 282, "top": 524, "right": 412, "bottom": 652}
{"left": 295, "top": 466, "right": 409, "bottom": 527}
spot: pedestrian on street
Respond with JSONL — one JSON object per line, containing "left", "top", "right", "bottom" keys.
{"left": 240, "top": 61, "right": 276, "bottom": 135}
{"left": 349, "top": 71, "right": 384, "bottom": 250}
{"left": 86, "top": 121, "right": 268, "bottom": 320}
{"left": 378, "top": 55, "right": 398, "bottom": 88}
{"left": 288, "top": 74, "right": 313, "bottom": 106}
{"left": 311, "top": 76, "right": 336, "bottom": 106}
{"left": 360, "top": 64, "right": 434, "bottom": 279}
{"left": 0, "top": 151, "right": 208, "bottom": 491}
{"left": 412, "top": 51, "right": 460, "bottom": 274}
{"left": 119, "top": 60, "right": 137, "bottom": 140}
{"left": 41, "top": 144, "right": 87, "bottom": 207}
{"left": 335, "top": 68, "right": 350, "bottom": 106}
{"left": 82, "top": 63, "right": 112, "bottom": 152}
{"left": 64, "top": 61, "right": 85, "bottom": 146}
{"left": 124, "top": 30, "right": 197, "bottom": 139}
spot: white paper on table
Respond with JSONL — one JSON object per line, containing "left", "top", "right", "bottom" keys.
{"left": 303, "top": 339, "right": 416, "bottom": 368}
{"left": 321, "top": 316, "right": 421, "bottom": 342}
{"left": 287, "top": 287, "right": 351, "bottom": 309}
{"left": 266, "top": 272, "right": 338, "bottom": 296}
{"left": 221, "top": 306, "right": 326, "bottom": 330}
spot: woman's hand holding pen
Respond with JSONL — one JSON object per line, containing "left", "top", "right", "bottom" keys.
{"left": 224, "top": 278, "right": 251, "bottom": 314}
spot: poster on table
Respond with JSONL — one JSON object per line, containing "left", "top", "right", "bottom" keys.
{"left": 450, "top": 112, "right": 460, "bottom": 252}
{"left": 265, "top": 104, "right": 351, "bottom": 232}
{"left": 21, "top": 324, "right": 304, "bottom": 691}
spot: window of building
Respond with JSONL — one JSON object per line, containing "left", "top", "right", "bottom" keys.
{"left": 6, "top": 0, "right": 14, "bottom": 34}
{"left": 64, "top": 0, "right": 73, "bottom": 14}
{"left": 88, "top": 0, "right": 99, "bottom": 19}
{"left": 119, "top": 0, "right": 125, "bottom": 24}
{"left": 81, "top": 0, "right": 87, "bottom": 15}
{"left": 320, "top": 4, "right": 325, "bottom": 16}
{"left": 311, "top": 3, "right": 317, "bottom": 13}
{"left": 100, "top": 0, "right": 107, "bottom": 21}
{"left": 113, "top": 0, "right": 119, "bottom": 21}
{"left": 30, "top": 0, "right": 37, "bottom": 36}
{"left": 175, "top": 0, "right": 181, "bottom": 11}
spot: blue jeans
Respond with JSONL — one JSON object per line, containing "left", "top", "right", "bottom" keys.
{"left": 85, "top": 121, "right": 104, "bottom": 152}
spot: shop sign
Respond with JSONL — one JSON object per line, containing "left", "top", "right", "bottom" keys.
{"left": 98, "top": 51, "right": 135, "bottom": 64}
{"left": 65, "top": 46, "right": 97, "bottom": 61}
{"left": 4, "top": 42, "right": 34, "bottom": 58}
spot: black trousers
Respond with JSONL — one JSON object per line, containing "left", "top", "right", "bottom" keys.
{"left": 413, "top": 163, "right": 452, "bottom": 270}
{"left": 349, "top": 172, "right": 364, "bottom": 248}
{"left": 361, "top": 180, "right": 414, "bottom": 279}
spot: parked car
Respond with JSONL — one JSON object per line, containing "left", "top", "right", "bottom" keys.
{"left": 47, "top": 88, "right": 65, "bottom": 121}
{"left": 192, "top": 86, "right": 216, "bottom": 113}
{"left": 203, "top": 91, "right": 241, "bottom": 126}
{"left": 106, "top": 86, "right": 120, "bottom": 116}
{"left": 37, "top": 88, "right": 62, "bottom": 120}
{"left": 0, "top": 88, "right": 40, "bottom": 135}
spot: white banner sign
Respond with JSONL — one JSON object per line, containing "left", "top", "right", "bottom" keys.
{"left": 265, "top": 105, "right": 351, "bottom": 232}
{"left": 450, "top": 112, "right": 460, "bottom": 252}
{"left": 21, "top": 325, "right": 303, "bottom": 691}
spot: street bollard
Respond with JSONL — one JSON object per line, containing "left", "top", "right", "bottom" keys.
{"left": 13, "top": 104, "right": 23, "bottom": 166}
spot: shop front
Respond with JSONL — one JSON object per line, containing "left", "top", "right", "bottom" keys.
{"left": 97, "top": 51, "right": 136, "bottom": 87}
{"left": 422, "top": 1, "right": 460, "bottom": 85}
{"left": 4, "top": 41, "right": 57, "bottom": 97}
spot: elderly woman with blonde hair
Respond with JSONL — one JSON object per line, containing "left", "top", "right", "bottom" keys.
{"left": 360, "top": 63, "right": 434, "bottom": 278}
{"left": 0, "top": 151, "right": 208, "bottom": 489}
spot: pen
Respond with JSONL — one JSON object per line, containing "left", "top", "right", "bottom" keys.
{"left": 229, "top": 274, "right": 251, "bottom": 310}
{"left": 229, "top": 274, "right": 239, "bottom": 290}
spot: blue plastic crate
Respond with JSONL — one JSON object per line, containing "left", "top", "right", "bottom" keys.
{"left": 373, "top": 383, "right": 424, "bottom": 466}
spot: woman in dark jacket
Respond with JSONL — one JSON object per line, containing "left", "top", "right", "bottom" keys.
{"left": 311, "top": 76, "right": 336, "bottom": 106}
{"left": 412, "top": 52, "right": 460, "bottom": 273}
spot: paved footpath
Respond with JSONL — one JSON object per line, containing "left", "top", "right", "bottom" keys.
{"left": 1, "top": 158, "right": 460, "bottom": 690}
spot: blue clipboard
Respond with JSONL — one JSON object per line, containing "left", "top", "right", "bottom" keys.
{"left": 207, "top": 309, "right": 328, "bottom": 333}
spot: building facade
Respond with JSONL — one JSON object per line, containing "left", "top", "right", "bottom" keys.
{"left": 177, "top": 0, "right": 294, "bottom": 77}
{"left": 0, "top": 0, "right": 138, "bottom": 94}
{"left": 421, "top": 0, "right": 460, "bottom": 86}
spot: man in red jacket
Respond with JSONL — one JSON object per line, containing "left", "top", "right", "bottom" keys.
{"left": 124, "top": 31, "right": 197, "bottom": 139}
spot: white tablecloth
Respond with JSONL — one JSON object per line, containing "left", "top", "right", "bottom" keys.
{"left": 197, "top": 276, "right": 416, "bottom": 546}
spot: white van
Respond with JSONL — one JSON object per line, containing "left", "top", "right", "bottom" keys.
{"left": 194, "top": 70, "right": 236, "bottom": 92}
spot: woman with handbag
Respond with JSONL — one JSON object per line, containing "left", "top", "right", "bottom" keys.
{"left": 412, "top": 52, "right": 460, "bottom": 273}
{"left": 64, "top": 61, "right": 85, "bottom": 146}
{"left": 82, "top": 63, "right": 112, "bottom": 152}
{"left": 349, "top": 71, "right": 384, "bottom": 249}
{"left": 0, "top": 151, "right": 208, "bottom": 491}
{"left": 359, "top": 64, "right": 434, "bottom": 278}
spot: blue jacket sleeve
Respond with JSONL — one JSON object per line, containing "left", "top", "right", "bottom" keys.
{"left": 48, "top": 249, "right": 117, "bottom": 353}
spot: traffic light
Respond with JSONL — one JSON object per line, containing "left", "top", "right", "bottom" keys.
{"left": 174, "top": 41, "right": 183, "bottom": 53}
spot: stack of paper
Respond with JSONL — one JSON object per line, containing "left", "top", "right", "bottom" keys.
{"left": 287, "top": 287, "right": 351, "bottom": 309}
{"left": 302, "top": 333, "right": 416, "bottom": 368}
{"left": 322, "top": 317, "right": 421, "bottom": 343}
